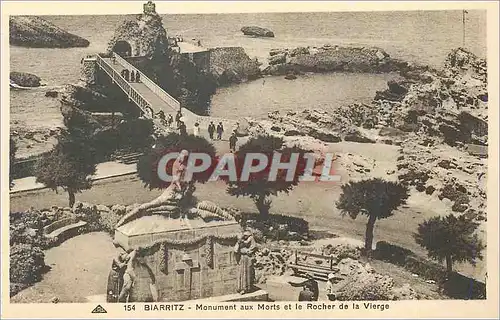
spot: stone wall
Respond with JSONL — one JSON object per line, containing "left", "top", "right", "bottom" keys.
{"left": 81, "top": 58, "right": 97, "bottom": 85}
{"left": 115, "top": 221, "right": 241, "bottom": 301}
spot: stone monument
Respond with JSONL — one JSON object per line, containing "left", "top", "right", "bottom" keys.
{"left": 108, "top": 177, "right": 257, "bottom": 302}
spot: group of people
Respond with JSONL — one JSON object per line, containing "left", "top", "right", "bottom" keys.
{"left": 207, "top": 121, "right": 225, "bottom": 140}
{"left": 120, "top": 68, "right": 141, "bottom": 83}
{"left": 154, "top": 109, "right": 239, "bottom": 152}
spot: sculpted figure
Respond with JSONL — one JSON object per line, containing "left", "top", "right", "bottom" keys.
{"left": 115, "top": 150, "right": 189, "bottom": 228}
{"left": 118, "top": 250, "right": 137, "bottom": 302}
{"left": 234, "top": 229, "right": 257, "bottom": 294}
{"left": 117, "top": 248, "right": 158, "bottom": 302}
{"left": 107, "top": 247, "right": 128, "bottom": 302}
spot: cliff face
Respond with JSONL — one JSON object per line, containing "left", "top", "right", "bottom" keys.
{"left": 263, "top": 45, "right": 397, "bottom": 75}
{"left": 209, "top": 47, "right": 261, "bottom": 86}
{"left": 10, "top": 16, "right": 89, "bottom": 48}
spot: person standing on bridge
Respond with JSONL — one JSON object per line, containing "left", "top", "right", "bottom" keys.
{"left": 208, "top": 121, "right": 215, "bottom": 140}
{"left": 216, "top": 122, "right": 224, "bottom": 140}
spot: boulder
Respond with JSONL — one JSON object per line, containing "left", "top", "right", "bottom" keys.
{"left": 241, "top": 26, "right": 274, "bottom": 38}
{"left": 10, "top": 72, "right": 41, "bottom": 87}
{"left": 45, "top": 90, "right": 59, "bottom": 98}
{"left": 10, "top": 16, "right": 89, "bottom": 48}
{"left": 268, "top": 53, "right": 287, "bottom": 65}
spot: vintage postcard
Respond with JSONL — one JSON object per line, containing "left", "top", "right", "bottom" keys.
{"left": 1, "top": 1, "right": 499, "bottom": 319}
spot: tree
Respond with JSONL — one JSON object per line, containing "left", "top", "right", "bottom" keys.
{"left": 226, "top": 135, "right": 309, "bottom": 217}
{"left": 137, "top": 132, "right": 216, "bottom": 190}
{"left": 336, "top": 178, "right": 409, "bottom": 253}
{"left": 34, "top": 134, "right": 97, "bottom": 207}
{"left": 414, "top": 214, "right": 485, "bottom": 274}
{"left": 10, "top": 138, "right": 17, "bottom": 189}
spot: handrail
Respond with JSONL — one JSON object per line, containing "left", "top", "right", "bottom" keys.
{"left": 112, "top": 53, "right": 180, "bottom": 111}
{"left": 96, "top": 55, "right": 154, "bottom": 120}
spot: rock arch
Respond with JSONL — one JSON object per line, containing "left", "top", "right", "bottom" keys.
{"left": 113, "top": 40, "right": 133, "bottom": 57}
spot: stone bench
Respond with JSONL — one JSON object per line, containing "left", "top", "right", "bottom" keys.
{"left": 45, "top": 219, "right": 88, "bottom": 244}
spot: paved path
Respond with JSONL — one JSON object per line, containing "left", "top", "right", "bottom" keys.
{"left": 10, "top": 161, "right": 137, "bottom": 194}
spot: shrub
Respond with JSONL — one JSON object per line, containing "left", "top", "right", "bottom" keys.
{"left": 10, "top": 243, "right": 46, "bottom": 286}
{"left": 98, "top": 210, "right": 122, "bottom": 234}
{"left": 240, "top": 212, "right": 309, "bottom": 241}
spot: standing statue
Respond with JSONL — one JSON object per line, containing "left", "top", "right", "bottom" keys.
{"left": 107, "top": 246, "right": 129, "bottom": 302}
{"left": 234, "top": 229, "right": 257, "bottom": 294}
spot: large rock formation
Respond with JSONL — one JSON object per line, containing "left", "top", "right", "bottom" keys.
{"left": 107, "top": 9, "right": 168, "bottom": 58}
{"left": 241, "top": 26, "right": 274, "bottom": 37}
{"left": 9, "top": 16, "right": 89, "bottom": 48}
{"left": 209, "top": 47, "right": 262, "bottom": 85}
{"left": 263, "top": 45, "right": 398, "bottom": 75}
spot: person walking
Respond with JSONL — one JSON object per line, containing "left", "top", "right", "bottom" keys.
{"left": 179, "top": 121, "right": 187, "bottom": 136}
{"left": 229, "top": 131, "right": 238, "bottom": 152}
{"left": 216, "top": 122, "right": 224, "bottom": 140}
{"left": 207, "top": 121, "right": 215, "bottom": 140}
{"left": 193, "top": 122, "right": 200, "bottom": 137}
{"left": 175, "top": 109, "right": 183, "bottom": 128}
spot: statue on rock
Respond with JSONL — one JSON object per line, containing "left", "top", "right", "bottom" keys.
{"left": 107, "top": 0, "right": 167, "bottom": 58}
{"left": 143, "top": 1, "right": 156, "bottom": 15}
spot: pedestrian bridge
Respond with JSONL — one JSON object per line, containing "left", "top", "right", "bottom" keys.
{"left": 94, "top": 52, "right": 238, "bottom": 138}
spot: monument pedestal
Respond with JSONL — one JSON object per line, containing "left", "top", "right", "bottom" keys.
{"left": 114, "top": 215, "right": 242, "bottom": 301}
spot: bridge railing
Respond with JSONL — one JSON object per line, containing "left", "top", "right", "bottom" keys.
{"left": 96, "top": 54, "right": 153, "bottom": 119}
{"left": 112, "top": 52, "right": 181, "bottom": 111}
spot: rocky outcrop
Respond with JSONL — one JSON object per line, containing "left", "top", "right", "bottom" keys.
{"left": 209, "top": 47, "right": 261, "bottom": 85}
{"left": 106, "top": 9, "right": 168, "bottom": 58}
{"left": 10, "top": 16, "right": 89, "bottom": 48}
{"left": 241, "top": 26, "right": 274, "bottom": 38}
{"left": 10, "top": 72, "right": 41, "bottom": 87}
{"left": 263, "top": 45, "right": 398, "bottom": 75}
{"left": 247, "top": 105, "right": 377, "bottom": 144}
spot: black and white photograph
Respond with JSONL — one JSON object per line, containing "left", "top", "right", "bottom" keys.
{"left": 2, "top": 1, "right": 497, "bottom": 317}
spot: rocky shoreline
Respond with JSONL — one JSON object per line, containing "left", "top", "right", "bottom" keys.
{"left": 247, "top": 47, "right": 488, "bottom": 224}
{"left": 10, "top": 16, "right": 90, "bottom": 48}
